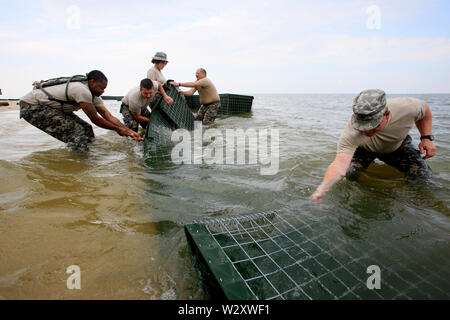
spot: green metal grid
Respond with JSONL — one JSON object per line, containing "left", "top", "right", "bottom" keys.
{"left": 145, "top": 108, "right": 176, "bottom": 143}
{"left": 185, "top": 94, "right": 254, "bottom": 115}
{"left": 185, "top": 210, "right": 450, "bottom": 300}
{"left": 218, "top": 94, "right": 254, "bottom": 115}
{"left": 184, "top": 95, "right": 201, "bottom": 111}
{"left": 158, "top": 85, "right": 195, "bottom": 131}
{"left": 143, "top": 85, "right": 195, "bottom": 159}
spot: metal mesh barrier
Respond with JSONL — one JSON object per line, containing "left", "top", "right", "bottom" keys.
{"left": 185, "top": 94, "right": 254, "bottom": 115}
{"left": 185, "top": 210, "right": 450, "bottom": 300}
{"left": 143, "top": 85, "right": 195, "bottom": 160}
{"left": 158, "top": 85, "right": 195, "bottom": 131}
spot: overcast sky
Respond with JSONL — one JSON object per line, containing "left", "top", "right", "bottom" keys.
{"left": 1, "top": 0, "right": 449, "bottom": 98}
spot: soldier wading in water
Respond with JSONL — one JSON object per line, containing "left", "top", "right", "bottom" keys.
{"left": 310, "top": 89, "right": 436, "bottom": 203}
{"left": 20, "top": 70, "right": 142, "bottom": 151}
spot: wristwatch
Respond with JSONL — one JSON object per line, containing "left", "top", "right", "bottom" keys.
{"left": 420, "top": 135, "right": 434, "bottom": 141}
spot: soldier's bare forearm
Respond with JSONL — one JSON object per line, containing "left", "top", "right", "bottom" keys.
{"left": 415, "top": 103, "right": 433, "bottom": 136}
{"left": 310, "top": 153, "right": 353, "bottom": 203}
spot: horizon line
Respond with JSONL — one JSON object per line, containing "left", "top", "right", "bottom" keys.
{"left": 1, "top": 92, "right": 450, "bottom": 100}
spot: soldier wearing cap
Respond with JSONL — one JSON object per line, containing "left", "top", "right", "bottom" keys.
{"left": 310, "top": 89, "right": 436, "bottom": 203}
{"left": 147, "top": 52, "right": 169, "bottom": 84}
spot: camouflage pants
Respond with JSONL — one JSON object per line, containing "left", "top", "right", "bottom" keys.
{"left": 120, "top": 103, "right": 151, "bottom": 132}
{"left": 19, "top": 101, "right": 95, "bottom": 151}
{"left": 197, "top": 101, "right": 220, "bottom": 125}
{"left": 346, "top": 135, "right": 432, "bottom": 180}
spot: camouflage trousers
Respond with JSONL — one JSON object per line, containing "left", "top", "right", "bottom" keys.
{"left": 346, "top": 135, "right": 432, "bottom": 180}
{"left": 120, "top": 103, "right": 151, "bottom": 132}
{"left": 197, "top": 101, "right": 220, "bottom": 125}
{"left": 20, "top": 101, "right": 95, "bottom": 151}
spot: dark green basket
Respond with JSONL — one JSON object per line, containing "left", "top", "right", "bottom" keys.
{"left": 185, "top": 224, "right": 257, "bottom": 300}
{"left": 185, "top": 95, "right": 201, "bottom": 111}
{"left": 185, "top": 94, "right": 254, "bottom": 115}
{"left": 143, "top": 107, "right": 176, "bottom": 160}
{"left": 143, "top": 85, "right": 195, "bottom": 159}
{"left": 158, "top": 85, "right": 195, "bottom": 131}
{"left": 218, "top": 94, "right": 254, "bottom": 115}
{"left": 185, "top": 210, "right": 450, "bottom": 300}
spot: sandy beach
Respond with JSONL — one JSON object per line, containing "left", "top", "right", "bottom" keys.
{"left": 0, "top": 100, "right": 19, "bottom": 112}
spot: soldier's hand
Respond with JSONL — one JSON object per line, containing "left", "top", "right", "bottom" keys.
{"left": 117, "top": 127, "right": 142, "bottom": 141}
{"left": 164, "top": 96, "right": 174, "bottom": 105}
{"left": 309, "top": 190, "right": 324, "bottom": 204}
{"left": 127, "top": 129, "right": 142, "bottom": 141}
{"left": 419, "top": 139, "right": 436, "bottom": 159}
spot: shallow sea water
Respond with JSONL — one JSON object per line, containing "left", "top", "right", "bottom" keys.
{"left": 0, "top": 94, "right": 448, "bottom": 299}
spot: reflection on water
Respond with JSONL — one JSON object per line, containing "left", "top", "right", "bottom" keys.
{"left": 0, "top": 95, "right": 449, "bottom": 299}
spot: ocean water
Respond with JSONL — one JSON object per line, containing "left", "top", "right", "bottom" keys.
{"left": 0, "top": 94, "right": 448, "bottom": 299}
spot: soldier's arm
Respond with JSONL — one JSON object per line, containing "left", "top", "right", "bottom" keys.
{"left": 176, "top": 81, "right": 199, "bottom": 89}
{"left": 80, "top": 102, "right": 122, "bottom": 131}
{"left": 415, "top": 103, "right": 436, "bottom": 159}
{"left": 156, "top": 81, "right": 173, "bottom": 105}
{"left": 179, "top": 88, "right": 197, "bottom": 96}
{"left": 130, "top": 110, "right": 150, "bottom": 123}
{"left": 95, "top": 105, "right": 142, "bottom": 141}
{"left": 79, "top": 103, "right": 142, "bottom": 141}
{"left": 95, "top": 106, "right": 123, "bottom": 127}
{"left": 176, "top": 81, "right": 199, "bottom": 96}
{"left": 310, "top": 153, "right": 353, "bottom": 203}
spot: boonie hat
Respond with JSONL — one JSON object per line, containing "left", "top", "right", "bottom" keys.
{"left": 351, "top": 89, "right": 388, "bottom": 131}
{"left": 151, "top": 51, "right": 168, "bottom": 63}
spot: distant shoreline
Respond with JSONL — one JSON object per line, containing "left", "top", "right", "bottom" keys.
{"left": 0, "top": 100, "right": 19, "bottom": 112}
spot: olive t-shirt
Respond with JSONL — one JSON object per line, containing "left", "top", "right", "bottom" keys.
{"left": 337, "top": 97, "right": 427, "bottom": 155}
{"left": 20, "top": 82, "right": 104, "bottom": 112}
{"left": 197, "top": 78, "right": 219, "bottom": 105}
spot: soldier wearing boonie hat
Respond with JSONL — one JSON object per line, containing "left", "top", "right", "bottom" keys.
{"left": 310, "top": 89, "right": 437, "bottom": 203}
{"left": 147, "top": 51, "right": 169, "bottom": 85}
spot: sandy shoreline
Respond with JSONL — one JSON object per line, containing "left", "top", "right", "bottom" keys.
{"left": 0, "top": 100, "right": 20, "bottom": 111}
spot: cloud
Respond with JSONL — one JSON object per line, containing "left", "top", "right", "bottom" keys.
{"left": 1, "top": 0, "right": 449, "bottom": 97}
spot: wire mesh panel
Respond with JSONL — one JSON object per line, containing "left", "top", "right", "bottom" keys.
{"left": 158, "top": 85, "right": 195, "bottom": 131}
{"left": 143, "top": 85, "right": 195, "bottom": 160}
{"left": 218, "top": 94, "right": 254, "bottom": 115}
{"left": 185, "top": 94, "right": 254, "bottom": 115}
{"left": 143, "top": 106, "right": 177, "bottom": 161}
{"left": 185, "top": 95, "right": 201, "bottom": 111}
{"left": 185, "top": 210, "right": 450, "bottom": 300}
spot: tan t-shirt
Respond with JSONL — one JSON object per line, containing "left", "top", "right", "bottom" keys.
{"left": 338, "top": 97, "right": 427, "bottom": 155}
{"left": 20, "top": 82, "right": 104, "bottom": 112}
{"left": 197, "top": 78, "right": 219, "bottom": 105}
{"left": 147, "top": 67, "right": 166, "bottom": 84}
{"left": 122, "top": 81, "right": 159, "bottom": 114}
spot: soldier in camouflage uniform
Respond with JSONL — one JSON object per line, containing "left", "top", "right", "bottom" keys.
{"left": 19, "top": 102, "right": 95, "bottom": 150}
{"left": 175, "top": 68, "right": 221, "bottom": 125}
{"left": 196, "top": 101, "right": 220, "bottom": 125}
{"left": 120, "top": 78, "right": 173, "bottom": 132}
{"left": 311, "top": 89, "right": 436, "bottom": 203}
{"left": 19, "top": 70, "right": 141, "bottom": 151}
{"left": 120, "top": 103, "right": 151, "bottom": 132}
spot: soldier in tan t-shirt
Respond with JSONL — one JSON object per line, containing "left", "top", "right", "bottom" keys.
{"left": 147, "top": 51, "right": 169, "bottom": 84}
{"left": 175, "top": 68, "right": 221, "bottom": 125}
{"left": 310, "top": 89, "right": 436, "bottom": 203}
{"left": 120, "top": 78, "right": 173, "bottom": 132}
{"left": 20, "top": 70, "right": 141, "bottom": 151}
